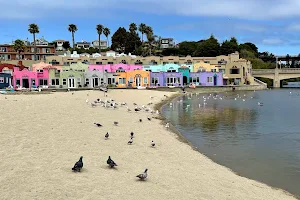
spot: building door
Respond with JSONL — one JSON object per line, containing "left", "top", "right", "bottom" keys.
{"left": 108, "top": 78, "right": 112, "bottom": 84}
{"left": 92, "top": 77, "right": 99, "bottom": 87}
{"left": 68, "top": 77, "right": 75, "bottom": 88}
{"left": 135, "top": 77, "right": 141, "bottom": 86}
{"left": 183, "top": 76, "right": 188, "bottom": 85}
{"left": 213, "top": 75, "right": 218, "bottom": 86}
{"left": 22, "top": 79, "right": 29, "bottom": 88}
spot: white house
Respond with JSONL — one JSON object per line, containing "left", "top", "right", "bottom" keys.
{"left": 92, "top": 40, "right": 108, "bottom": 49}
{"left": 53, "top": 40, "right": 67, "bottom": 51}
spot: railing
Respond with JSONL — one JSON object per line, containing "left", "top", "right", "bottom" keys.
{"left": 253, "top": 68, "right": 300, "bottom": 74}
{"left": 254, "top": 78, "right": 267, "bottom": 86}
{"left": 252, "top": 69, "right": 275, "bottom": 74}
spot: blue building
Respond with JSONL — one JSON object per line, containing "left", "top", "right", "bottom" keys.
{"left": 0, "top": 73, "right": 12, "bottom": 89}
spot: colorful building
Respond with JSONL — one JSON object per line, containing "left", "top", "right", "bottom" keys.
{"left": 189, "top": 72, "right": 223, "bottom": 86}
{"left": 143, "top": 63, "right": 180, "bottom": 72}
{"left": 150, "top": 72, "right": 183, "bottom": 87}
{"left": 89, "top": 64, "right": 142, "bottom": 72}
{"left": 32, "top": 61, "right": 62, "bottom": 72}
{"left": 116, "top": 70, "right": 150, "bottom": 88}
{"left": 0, "top": 73, "right": 12, "bottom": 89}
{"left": 13, "top": 67, "right": 49, "bottom": 88}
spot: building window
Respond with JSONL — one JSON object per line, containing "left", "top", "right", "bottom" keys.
{"left": 129, "top": 77, "right": 133, "bottom": 83}
{"left": 63, "top": 79, "right": 67, "bottom": 85}
{"left": 207, "top": 77, "right": 213, "bottom": 83}
{"left": 16, "top": 79, "right": 20, "bottom": 86}
{"left": 118, "top": 78, "right": 126, "bottom": 84}
{"left": 121, "top": 60, "right": 127, "bottom": 64}
{"left": 230, "top": 68, "right": 240, "bottom": 74}
{"left": 163, "top": 62, "right": 168, "bottom": 65}
{"left": 167, "top": 69, "right": 176, "bottom": 72}
{"left": 5, "top": 77, "right": 8, "bottom": 83}
{"left": 144, "top": 77, "right": 148, "bottom": 84}
{"left": 219, "top": 69, "right": 225, "bottom": 73}
{"left": 85, "top": 78, "right": 89, "bottom": 85}
{"left": 77, "top": 78, "right": 81, "bottom": 85}
{"left": 211, "top": 69, "right": 217, "bottom": 72}
{"left": 37, "top": 69, "right": 43, "bottom": 73}
{"left": 108, "top": 62, "right": 113, "bottom": 64}
{"left": 189, "top": 77, "right": 199, "bottom": 83}
{"left": 96, "top": 62, "right": 102, "bottom": 65}
{"left": 51, "top": 79, "right": 59, "bottom": 85}
{"left": 39, "top": 79, "right": 48, "bottom": 85}
{"left": 151, "top": 77, "right": 159, "bottom": 85}
{"left": 0, "top": 77, "right": 4, "bottom": 83}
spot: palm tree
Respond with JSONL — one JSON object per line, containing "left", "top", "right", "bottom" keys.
{"left": 12, "top": 39, "right": 26, "bottom": 60}
{"left": 145, "top": 26, "right": 153, "bottom": 36}
{"left": 103, "top": 27, "right": 110, "bottom": 48}
{"left": 145, "top": 32, "right": 157, "bottom": 56}
{"left": 96, "top": 24, "right": 104, "bottom": 53}
{"left": 129, "top": 23, "right": 137, "bottom": 33}
{"left": 28, "top": 24, "right": 39, "bottom": 61}
{"left": 138, "top": 23, "right": 147, "bottom": 43}
{"left": 68, "top": 24, "right": 78, "bottom": 48}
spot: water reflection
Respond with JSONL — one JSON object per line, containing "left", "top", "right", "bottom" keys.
{"left": 162, "top": 90, "right": 300, "bottom": 197}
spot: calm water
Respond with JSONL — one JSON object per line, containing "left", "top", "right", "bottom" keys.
{"left": 162, "top": 89, "right": 300, "bottom": 197}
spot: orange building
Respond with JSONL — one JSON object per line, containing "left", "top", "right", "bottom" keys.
{"left": 116, "top": 70, "right": 150, "bottom": 88}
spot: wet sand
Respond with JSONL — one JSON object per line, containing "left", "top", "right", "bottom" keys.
{"left": 0, "top": 90, "right": 296, "bottom": 200}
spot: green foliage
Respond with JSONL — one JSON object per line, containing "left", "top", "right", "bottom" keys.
{"left": 193, "top": 35, "right": 220, "bottom": 57}
{"left": 62, "top": 41, "right": 70, "bottom": 50}
{"left": 220, "top": 37, "right": 239, "bottom": 55}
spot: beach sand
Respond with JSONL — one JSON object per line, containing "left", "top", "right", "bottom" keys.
{"left": 0, "top": 89, "right": 296, "bottom": 200}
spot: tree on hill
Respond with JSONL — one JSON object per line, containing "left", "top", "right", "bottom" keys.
{"left": 28, "top": 23, "right": 39, "bottom": 61}
{"left": 111, "top": 27, "right": 128, "bottom": 52}
{"left": 193, "top": 35, "right": 220, "bottom": 57}
{"left": 62, "top": 41, "right": 71, "bottom": 50}
{"left": 96, "top": 24, "right": 104, "bottom": 53}
{"left": 12, "top": 39, "right": 26, "bottom": 59}
{"left": 68, "top": 24, "right": 77, "bottom": 48}
{"left": 220, "top": 37, "right": 239, "bottom": 55}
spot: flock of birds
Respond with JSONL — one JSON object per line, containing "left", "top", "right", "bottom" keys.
{"left": 71, "top": 92, "right": 170, "bottom": 181}
{"left": 168, "top": 91, "right": 265, "bottom": 112}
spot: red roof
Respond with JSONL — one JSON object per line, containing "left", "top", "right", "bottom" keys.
{"left": 0, "top": 61, "right": 28, "bottom": 72}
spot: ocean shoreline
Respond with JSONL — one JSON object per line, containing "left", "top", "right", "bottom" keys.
{"left": 155, "top": 90, "right": 299, "bottom": 199}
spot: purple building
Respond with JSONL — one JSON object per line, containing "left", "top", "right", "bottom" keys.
{"left": 150, "top": 72, "right": 183, "bottom": 86}
{"left": 189, "top": 72, "right": 223, "bottom": 86}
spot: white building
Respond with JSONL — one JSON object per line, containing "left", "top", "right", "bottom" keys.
{"left": 53, "top": 40, "right": 68, "bottom": 51}
{"left": 92, "top": 40, "right": 108, "bottom": 49}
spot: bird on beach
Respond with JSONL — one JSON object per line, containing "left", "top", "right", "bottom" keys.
{"left": 72, "top": 156, "right": 83, "bottom": 172}
{"left": 114, "top": 121, "right": 119, "bottom": 126}
{"left": 139, "top": 119, "right": 142, "bottom": 122}
{"left": 105, "top": 132, "right": 109, "bottom": 139}
{"left": 128, "top": 137, "right": 133, "bottom": 145}
{"left": 136, "top": 169, "right": 148, "bottom": 180}
{"left": 107, "top": 156, "right": 118, "bottom": 168}
{"left": 165, "top": 123, "right": 170, "bottom": 129}
{"left": 94, "top": 123, "right": 102, "bottom": 127}
{"left": 151, "top": 141, "right": 155, "bottom": 147}
{"left": 130, "top": 132, "right": 134, "bottom": 138}
{"left": 147, "top": 117, "right": 151, "bottom": 121}
{"left": 127, "top": 107, "right": 131, "bottom": 112}
{"left": 133, "top": 103, "right": 137, "bottom": 106}
{"left": 134, "top": 108, "right": 140, "bottom": 112}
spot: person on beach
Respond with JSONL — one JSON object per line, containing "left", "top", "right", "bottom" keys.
{"left": 181, "top": 85, "right": 185, "bottom": 92}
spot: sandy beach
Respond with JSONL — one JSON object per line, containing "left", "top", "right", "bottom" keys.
{"left": 0, "top": 89, "right": 296, "bottom": 200}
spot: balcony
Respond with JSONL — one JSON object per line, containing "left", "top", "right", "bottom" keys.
{"left": 37, "top": 72, "right": 44, "bottom": 78}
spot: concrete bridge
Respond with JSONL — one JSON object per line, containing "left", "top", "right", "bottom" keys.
{"left": 252, "top": 68, "right": 300, "bottom": 87}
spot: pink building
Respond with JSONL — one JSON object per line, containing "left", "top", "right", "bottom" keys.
{"left": 88, "top": 64, "right": 142, "bottom": 72}
{"left": 13, "top": 67, "right": 49, "bottom": 88}
{"left": 32, "top": 62, "right": 63, "bottom": 72}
